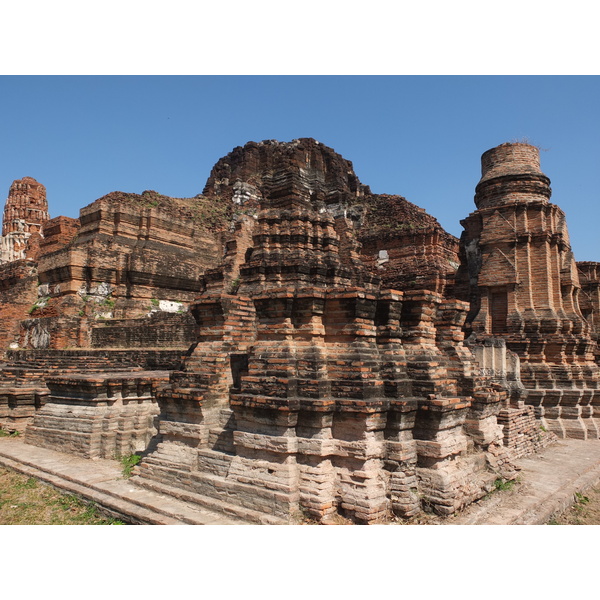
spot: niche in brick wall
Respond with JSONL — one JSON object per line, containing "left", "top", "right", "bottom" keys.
{"left": 230, "top": 354, "right": 249, "bottom": 389}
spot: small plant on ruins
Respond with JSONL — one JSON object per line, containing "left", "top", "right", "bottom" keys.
{"left": 119, "top": 453, "right": 142, "bottom": 478}
{"left": 493, "top": 478, "right": 515, "bottom": 492}
{"left": 28, "top": 297, "right": 48, "bottom": 314}
{"left": 229, "top": 277, "right": 241, "bottom": 294}
{"left": 102, "top": 297, "right": 115, "bottom": 309}
{"left": 575, "top": 491, "right": 590, "bottom": 505}
{"left": 150, "top": 298, "right": 159, "bottom": 307}
{"left": 0, "top": 428, "right": 20, "bottom": 438}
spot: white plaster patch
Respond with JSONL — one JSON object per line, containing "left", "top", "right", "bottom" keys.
{"left": 95, "top": 312, "right": 113, "bottom": 320}
{"left": 159, "top": 300, "right": 184, "bottom": 313}
{"left": 377, "top": 249, "right": 389, "bottom": 266}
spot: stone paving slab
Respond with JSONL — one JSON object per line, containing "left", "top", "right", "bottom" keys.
{"left": 2, "top": 437, "right": 600, "bottom": 525}
{"left": 0, "top": 438, "right": 247, "bottom": 525}
{"left": 449, "top": 439, "right": 600, "bottom": 524}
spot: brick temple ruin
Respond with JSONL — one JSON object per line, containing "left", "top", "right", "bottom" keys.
{"left": 0, "top": 139, "right": 598, "bottom": 523}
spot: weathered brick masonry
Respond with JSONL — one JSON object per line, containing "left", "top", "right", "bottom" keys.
{"left": 455, "top": 143, "right": 600, "bottom": 439}
{"left": 133, "top": 139, "right": 516, "bottom": 523}
{"left": 0, "top": 138, "right": 595, "bottom": 524}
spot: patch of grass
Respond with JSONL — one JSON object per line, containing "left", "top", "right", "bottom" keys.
{"left": 0, "top": 429, "right": 20, "bottom": 438}
{"left": 0, "top": 467, "right": 125, "bottom": 525}
{"left": 102, "top": 297, "right": 115, "bottom": 309}
{"left": 575, "top": 491, "right": 590, "bottom": 505}
{"left": 493, "top": 478, "right": 516, "bottom": 492}
{"left": 14, "top": 477, "right": 37, "bottom": 490}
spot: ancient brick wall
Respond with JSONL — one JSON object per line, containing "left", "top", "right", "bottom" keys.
{"left": 91, "top": 312, "right": 197, "bottom": 348}
{"left": 134, "top": 139, "right": 512, "bottom": 524}
{"left": 496, "top": 404, "right": 557, "bottom": 459}
{"left": 0, "top": 348, "right": 185, "bottom": 432}
{"left": 578, "top": 261, "right": 600, "bottom": 365}
{"left": 37, "top": 192, "right": 222, "bottom": 310}
{"left": 0, "top": 259, "right": 39, "bottom": 353}
{"left": 357, "top": 194, "right": 460, "bottom": 294}
{"left": 8, "top": 191, "right": 227, "bottom": 351}
{"left": 26, "top": 371, "right": 170, "bottom": 458}
{"left": 40, "top": 216, "right": 80, "bottom": 254}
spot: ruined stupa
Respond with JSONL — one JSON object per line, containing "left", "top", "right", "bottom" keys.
{"left": 455, "top": 142, "right": 600, "bottom": 439}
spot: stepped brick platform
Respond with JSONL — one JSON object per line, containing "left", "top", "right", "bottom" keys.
{"left": 25, "top": 370, "right": 170, "bottom": 459}
{"left": 0, "top": 349, "right": 185, "bottom": 432}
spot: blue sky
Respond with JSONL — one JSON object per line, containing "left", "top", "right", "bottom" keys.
{"left": 0, "top": 75, "right": 598, "bottom": 261}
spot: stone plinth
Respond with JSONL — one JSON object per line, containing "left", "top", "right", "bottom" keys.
{"left": 25, "top": 371, "right": 169, "bottom": 459}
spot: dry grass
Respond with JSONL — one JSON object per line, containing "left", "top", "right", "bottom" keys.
{"left": 0, "top": 466, "right": 125, "bottom": 525}
{"left": 549, "top": 486, "right": 600, "bottom": 525}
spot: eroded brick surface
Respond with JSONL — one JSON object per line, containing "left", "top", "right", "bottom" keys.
{"left": 0, "top": 139, "right": 597, "bottom": 524}
{"left": 455, "top": 143, "right": 600, "bottom": 440}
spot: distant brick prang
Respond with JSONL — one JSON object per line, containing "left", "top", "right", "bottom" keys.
{"left": 456, "top": 143, "right": 600, "bottom": 440}
{"left": 0, "top": 177, "right": 50, "bottom": 264}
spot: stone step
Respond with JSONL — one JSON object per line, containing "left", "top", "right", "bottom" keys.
{"left": 0, "top": 439, "right": 247, "bottom": 525}
{"left": 132, "top": 473, "right": 289, "bottom": 525}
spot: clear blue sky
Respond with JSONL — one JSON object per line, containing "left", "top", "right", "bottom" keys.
{"left": 1, "top": 75, "right": 598, "bottom": 261}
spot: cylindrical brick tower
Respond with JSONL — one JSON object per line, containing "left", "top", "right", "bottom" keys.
{"left": 456, "top": 142, "right": 600, "bottom": 439}
{"left": 476, "top": 143, "right": 551, "bottom": 209}
{"left": 0, "top": 176, "right": 49, "bottom": 263}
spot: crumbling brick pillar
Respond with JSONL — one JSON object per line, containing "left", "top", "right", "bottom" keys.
{"left": 228, "top": 403, "right": 301, "bottom": 520}
{"left": 413, "top": 397, "right": 495, "bottom": 515}
{"left": 295, "top": 407, "right": 338, "bottom": 521}
{"left": 330, "top": 405, "right": 389, "bottom": 524}
{"left": 385, "top": 399, "right": 420, "bottom": 518}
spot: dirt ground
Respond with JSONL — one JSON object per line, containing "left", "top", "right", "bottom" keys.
{"left": 547, "top": 485, "right": 600, "bottom": 525}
